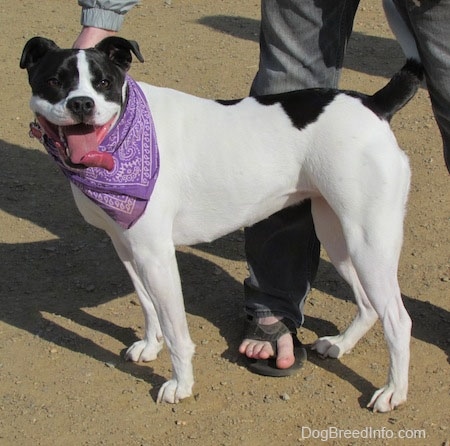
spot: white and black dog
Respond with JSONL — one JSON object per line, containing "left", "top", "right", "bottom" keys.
{"left": 20, "top": 8, "right": 422, "bottom": 411}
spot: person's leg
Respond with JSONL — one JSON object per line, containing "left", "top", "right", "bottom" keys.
{"left": 251, "top": 0, "right": 361, "bottom": 94}
{"left": 393, "top": 0, "right": 450, "bottom": 173}
{"left": 240, "top": 0, "right": 360, "bottom": 372}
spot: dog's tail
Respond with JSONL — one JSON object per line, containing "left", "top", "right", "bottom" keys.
{"left": 366, "top": 59, "right": 424, "bottom": 122}
{"left": 366, "top": 0, "right": 424, "bottom": 122}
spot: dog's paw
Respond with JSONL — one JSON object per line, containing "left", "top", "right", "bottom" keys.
{"left": 125, "top": 338, "right": 163, "bottom": 362}
{"left": 156, "top": 379, "right": 193, "bottom": 404}
{"left": 311, "top": 335, "right": 345, "bottom": 358}
{"left": 367, "top": 385, "right": 407, "bottom": 413}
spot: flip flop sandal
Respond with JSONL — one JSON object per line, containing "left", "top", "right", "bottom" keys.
{"left": 243, "top": 317, "right": 307, "bottom": 377}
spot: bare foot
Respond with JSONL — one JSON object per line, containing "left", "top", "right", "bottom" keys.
{"left": 239, "top": 316, "right": 295, "bottom": 369}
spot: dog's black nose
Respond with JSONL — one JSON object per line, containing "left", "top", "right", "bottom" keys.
{"left": 67, "top": 96, "right": 95, "bottom": 118}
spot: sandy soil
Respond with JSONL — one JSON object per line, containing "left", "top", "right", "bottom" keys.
{"left": 1, "top": 1, "right": 449, "bottom": 445}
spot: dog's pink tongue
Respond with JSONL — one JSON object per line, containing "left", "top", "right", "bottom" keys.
{"left": 64, "top": 124, "right": 114, "bottom": 170}
{"left": 81, "top": 151, "right": 114, "bottom": 171}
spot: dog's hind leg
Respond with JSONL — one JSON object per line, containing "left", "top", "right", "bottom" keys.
{"left": 108, "top": 234, "right": 164, "bottom": 362}
{"left": 350, "top": 242, "right": 410, "bottom": 412}
{"left": 310, "top": 197, "right": 379, "bottom": 359}
{"left": 349, "top": 239, "right": 411, "bottom": 412}
{"left": 313, "top": 191, "right": 411, "bottom": 412}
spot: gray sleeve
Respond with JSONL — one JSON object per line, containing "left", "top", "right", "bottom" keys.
{"left": 78, "top": 0, "right": 139, "bottom": 31}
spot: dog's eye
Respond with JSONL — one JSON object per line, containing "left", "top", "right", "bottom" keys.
{"left": 47, "top": 78, "right": 61, "bottom": 88}
{"left": 98, "top": 79, "right": 111, "bottom": 89}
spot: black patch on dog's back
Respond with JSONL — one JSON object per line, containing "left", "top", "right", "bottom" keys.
{"left": 256, "top": 89, "right": 338, "bottom": 130}
{"left": 216, "top": 60, "right": 422, "bottom": 129}
{"left": 217, "top": 90, "right": 338, "bottom": 130}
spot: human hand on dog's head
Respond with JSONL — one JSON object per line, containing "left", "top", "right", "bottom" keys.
{"left": 73, "top": 26, "right": 117, "bottom": 49}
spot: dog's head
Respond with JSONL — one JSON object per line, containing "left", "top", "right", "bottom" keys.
{"left": 20, "top": 36, "right": 144, "bottom": 169}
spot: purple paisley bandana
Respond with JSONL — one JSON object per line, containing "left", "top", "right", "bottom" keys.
{"left": 35, "top": 76, "right": 160, "bottom": 229}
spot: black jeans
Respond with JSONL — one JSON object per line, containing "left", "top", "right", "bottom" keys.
{"left": 245, "top": 202, "right": 320, "bottom": 326}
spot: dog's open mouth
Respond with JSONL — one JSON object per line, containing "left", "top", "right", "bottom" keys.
{"left": 34, "top": 116, "right": 116, "bottom": 171}
{"left": 60, "top": 121, "right": 115, "bottom": 170}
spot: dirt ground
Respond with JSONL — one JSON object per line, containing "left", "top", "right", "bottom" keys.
{"left": 0, "top": 1, "right": 449, "bottom": 445}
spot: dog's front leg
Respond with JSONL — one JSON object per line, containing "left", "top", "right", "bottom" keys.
{"left": 105, "top": 233, "right": 164, "bottom": 362}
{"left": 130, "top": 242, "right": 196, "bottom": 404}
{"left": 122, "top": 260, "right": 165, "bottom": 362}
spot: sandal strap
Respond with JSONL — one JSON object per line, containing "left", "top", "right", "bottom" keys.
{"left": 244, "top": 317, "right": 296, "bottom": 343}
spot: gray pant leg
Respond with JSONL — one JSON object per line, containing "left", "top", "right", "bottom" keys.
{"left": 245, "top": 0, "right": 360, "bottom": 326}
{"left": 393, "top": 0, "right": 450, "bottom": 172}
{"left": 251, "top": 0, "right": 361, "bottom": 94}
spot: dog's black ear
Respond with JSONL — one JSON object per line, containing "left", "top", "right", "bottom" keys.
{"left": 20, "top": 37, "right": 59, "bottom": 70}
{"left": 95, "top": 37, "right": 144, "bottom": 71}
